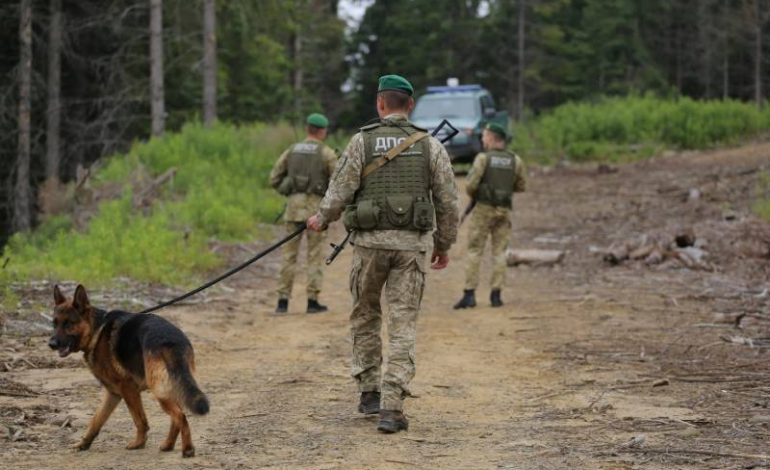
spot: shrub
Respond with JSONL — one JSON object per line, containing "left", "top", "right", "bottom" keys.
{"left": 512, "top": 95, "right": 770, "bottom": 163}
{"left": 2, "top": 122, "right": 303, "bottom": 287}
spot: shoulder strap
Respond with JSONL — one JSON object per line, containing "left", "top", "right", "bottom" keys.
{"left": 362, "top": 131, "right": 428, "bottom": 178}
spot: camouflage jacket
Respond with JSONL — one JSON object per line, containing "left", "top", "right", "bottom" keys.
{"left": 270, "top": 137, "right": 338, "bottom": 222}
{"left": 318, "top": 114, "right": 459, "bottom": 254}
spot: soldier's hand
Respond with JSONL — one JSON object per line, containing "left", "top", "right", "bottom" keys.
{"left": 307, "top": 213, "right": 326, "bottom": 232}
{"left": 430, "top": 251, "right": 449, "bottom": 270}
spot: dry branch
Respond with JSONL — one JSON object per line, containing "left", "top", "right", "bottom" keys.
{"left": 132, "top": 167, "right": 177, "bottom": 209}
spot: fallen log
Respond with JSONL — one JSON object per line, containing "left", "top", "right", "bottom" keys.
{"left": 507, "top": 249, "right": 565, "bottom": 267}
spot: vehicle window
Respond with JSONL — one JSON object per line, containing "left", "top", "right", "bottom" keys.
{"left": 481, "top": 95, "right": 495, "bottom": 113}
{"left": 412, "top": 97, "right": 479, "bottom": 119}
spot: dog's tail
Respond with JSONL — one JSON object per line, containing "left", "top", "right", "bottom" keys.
{"left": 169, "top": 351, "right": 210, "bottom": 415}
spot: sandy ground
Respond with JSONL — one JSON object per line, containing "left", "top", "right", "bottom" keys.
{"left": 2, "top": 142, "right": 770, "bottom": 469}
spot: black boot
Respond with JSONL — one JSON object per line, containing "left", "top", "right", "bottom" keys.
{"left": 377, "top": 410, "right": 409, "bottom": 433}
{"left": 275, "top": 298, "right": 288, "bottom": 314}
{"left": 306, "top": 299, "right": 328, "bottom": 314}
{"left": 453, "top": 289, "right": 476, "bottom": 309}
{"left": 358, "top": 391, "right": 381, "bottom": 414}
{"left": 490, "top": 289, "right": 503, "bottom": 308}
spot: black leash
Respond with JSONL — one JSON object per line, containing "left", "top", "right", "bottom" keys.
{"left": 139, "top": 223, "right": 307, "bottom": 314}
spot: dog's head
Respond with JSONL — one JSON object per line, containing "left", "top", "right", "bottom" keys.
{"left": 48, "top": 284, "right": 95, "bottom": 358}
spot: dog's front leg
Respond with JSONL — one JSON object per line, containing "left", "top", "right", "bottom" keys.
{"left": 121, "top": 385, "right": 149, "bottom": 450}
{"left": 75, "top": 390, "right": 121, "bottom": 451}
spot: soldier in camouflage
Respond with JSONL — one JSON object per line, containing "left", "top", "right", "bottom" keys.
{"left": 454, "top": 122, "right": 526, "bottom": 310}
{"left": 270, "top": 113, "right": 337, "bottom": 314}
{"left": 307, "top": 75, "right": 459, "bottom": 433}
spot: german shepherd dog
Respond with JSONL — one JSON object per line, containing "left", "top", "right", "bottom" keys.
{"left": 48, "top": 284, "right": 209, "bottom": 457}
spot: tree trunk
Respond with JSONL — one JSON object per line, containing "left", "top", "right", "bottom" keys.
{"left": 723, "top": 0, "right": 730, "bottom": 99}
{"left": 202, "top": 0, "right": 217, "bottom": 127}
{"left": 293, "top": 28, "right": 303, "bottom": 119}
{"left": 698, "top": 1, "right": 712, "bottom": 98}
{"left": 675, "top": 26, "right": 683, "bottom": 92}
{"left": 723, "top": 51, "right": 729, "bottom": 99}
{"left": 14, "top": 0, "right": 33, "bottom": 232}
{"left": 517, "top": 0, "right": 525, "bottom": 121}
{"left": 45, "top": 0, "right": 62, "bottom": 182}
{"left": 150, "top": 0, "right": 165, "bottom": 136}
{"left": 754, "top": 0, "right": 763, "bottom": 107}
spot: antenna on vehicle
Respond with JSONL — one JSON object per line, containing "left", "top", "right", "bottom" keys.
{"left": 447, "top": 77, "right": 459, "bottom": 87}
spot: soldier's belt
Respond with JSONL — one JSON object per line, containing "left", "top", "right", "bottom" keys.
{"left": 362, "top": 131, "right": 428, "bottom": 178}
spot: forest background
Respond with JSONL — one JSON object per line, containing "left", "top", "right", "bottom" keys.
{"left": 2, "top": 0, "right": 770, "bottom": 286}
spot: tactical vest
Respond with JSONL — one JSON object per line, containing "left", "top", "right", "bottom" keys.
{"left": 476, "top": 150, "right": 516, "bottom": 208}
{"left": 281, "top": 140, "right": 329, "bottom": 197}
{"left": 343, "top": 120, "right": 435, "bottom": 232}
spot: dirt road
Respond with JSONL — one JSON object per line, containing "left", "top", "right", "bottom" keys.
{"left": 2, "top": 143, "right": 769, "bottom": 469}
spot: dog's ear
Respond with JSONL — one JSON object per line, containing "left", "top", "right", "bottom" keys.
{"left": 53, "top": 285, "right": 67, "bottom": 305}
{"left": 72, "top": 284, "right": 90, "bottom": 313}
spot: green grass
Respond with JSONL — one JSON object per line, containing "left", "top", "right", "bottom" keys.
{"left": 512, "top": 95, "right": 770, "bottom": 164}
{"left": 1, "top": 122, "right": 302, "bottom": 288}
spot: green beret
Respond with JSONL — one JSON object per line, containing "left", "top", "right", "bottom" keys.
{"left": 378, "top": 74, "right": 414, "bottom": 96}
{"left": 306, "top": 113, "right": 329, "bottom": 128}
{"left": 485, "top": 122, "right": 508, "bottom": 139}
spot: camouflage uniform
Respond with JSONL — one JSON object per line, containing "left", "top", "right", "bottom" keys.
{"left": 270, "top": 138, "right": 337, "bottom": 301}
{"left": 463, "top": 151, "right": 526, "bottom": 290}
{"left": 318, "top": 114, "right": 459, "bottom": 411}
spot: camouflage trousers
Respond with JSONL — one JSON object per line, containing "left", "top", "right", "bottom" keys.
{"left": 277, "top": 222, "right": 326, "bottom": 301}
{"left": 464, "top": 204, "right": 511, "bottom": 290}
{"left": 349, "top": 245, "right": 426, "bottom": 411}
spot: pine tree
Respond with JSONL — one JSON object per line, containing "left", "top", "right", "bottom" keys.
{"left": 14, "top": 0, "right": 33, "bottom": 232}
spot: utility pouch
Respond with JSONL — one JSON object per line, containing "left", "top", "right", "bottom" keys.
{"left": 385, "top": 195, "right": 413, "bottom": 228}
{"left": 343, "top": 200, "right": 380, "bottom": 230}
{"left": 292, "top": 175, "right": 310, "bottom": 193}
{"left": 413, "top": 196, "right": 434, "bottom": 231}
{"left": 277, "top": 177, "right": 294, "bottom": 196}
{"left": 357, "top": 200, "right": 380, "bottom": 229}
